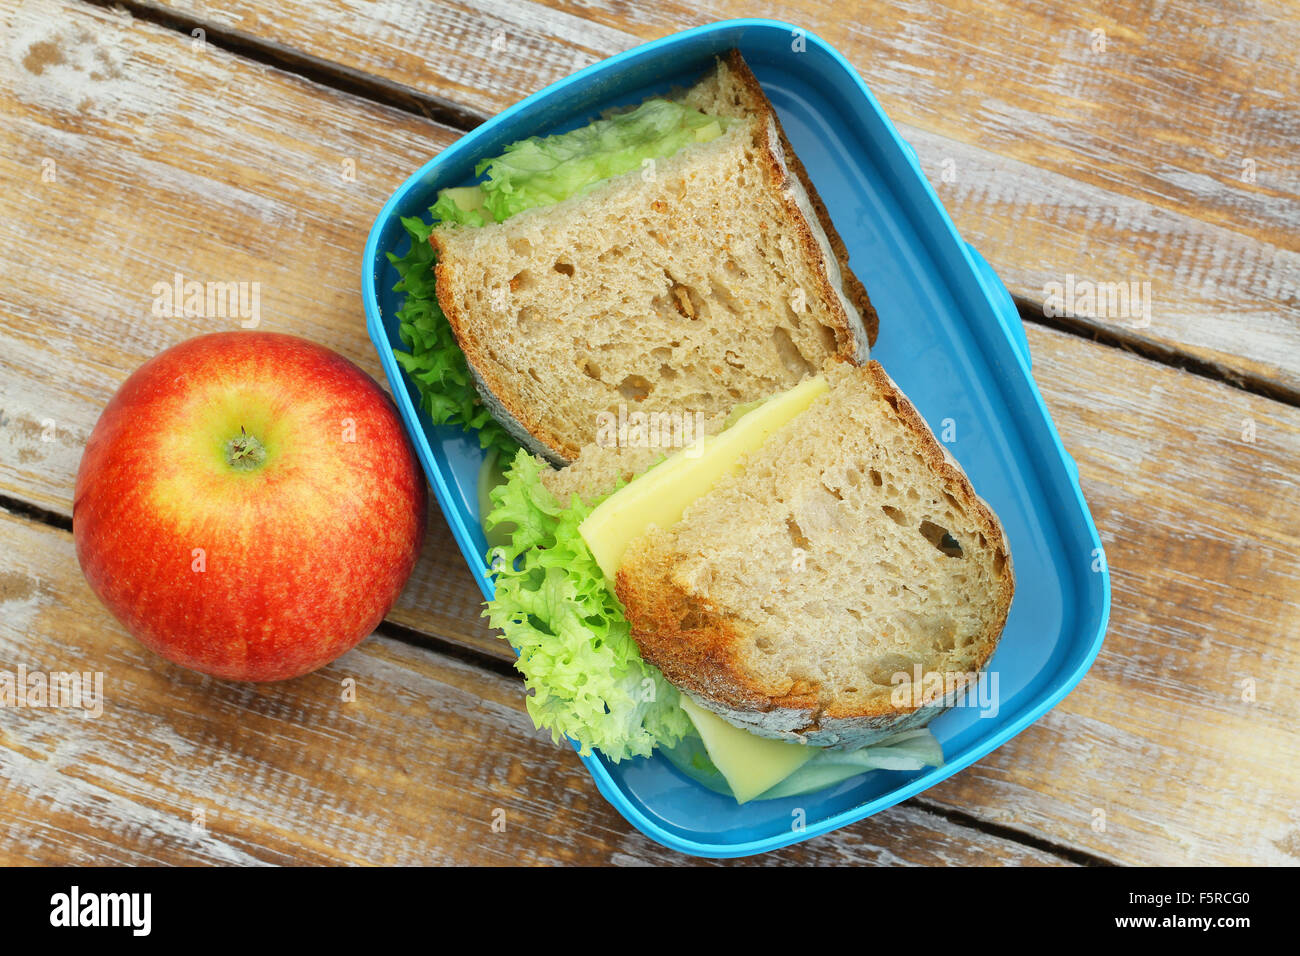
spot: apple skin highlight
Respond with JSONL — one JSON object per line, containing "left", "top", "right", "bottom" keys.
{"left": 73, "top": 332, "right": 429, "bottom": 681}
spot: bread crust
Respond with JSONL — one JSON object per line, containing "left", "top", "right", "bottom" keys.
{"left": 719, "top": 50, "right": 879, "bottom": 348}
{"left": 432, "top": 254, "right": 572, "bottom": 465}
{"left": 615, "top": 360, "right": 1015, "bottom": 748}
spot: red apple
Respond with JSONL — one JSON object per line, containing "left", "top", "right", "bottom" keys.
{"left": 74, "top": 332, "right": 428, "bottom": 681}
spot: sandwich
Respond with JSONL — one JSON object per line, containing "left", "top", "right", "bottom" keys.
{"left": 484, "top": 360, "right": 1014, "bottom": 802}
{"left": 390, "top": 51, "right": 878, "bottom": 467}
{"left": 391, "top": 51, "right": 1014, "bottom": 803}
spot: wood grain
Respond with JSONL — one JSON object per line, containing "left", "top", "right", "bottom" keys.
{"left": 1, "top": 0, "right": 1297, "bottom": 865}
{"left": 135, "top": 0, "right": 1300, "bottom": 391}
{"left": 0, "top": 506, "right": 1076, "bottom": 865}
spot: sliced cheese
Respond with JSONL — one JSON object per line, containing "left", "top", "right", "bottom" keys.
{"left": 679, "top": 696, "right": 813, "bottom": 803}
{"left": 693, "top": 119, "right": 724, "bottom": 142}
{"left": 441, "top": 185, "right": 495, "bottom": 222}
{"left": 579, "top": 374, "right": 828, "bottom": 580}
{"left": 476, "top": 450, "right": 513, "bottom": 551}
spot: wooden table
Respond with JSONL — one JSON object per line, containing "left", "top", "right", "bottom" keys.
{"left": 1, "top": 0, "right": 1296, "bottom": 866}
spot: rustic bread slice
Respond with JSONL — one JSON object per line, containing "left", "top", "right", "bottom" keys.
{"left": 433, "top": 50, "right": 876, "bottom": 465}
{"left": 614, "top": 360, "right": 1014, "bottom": 748}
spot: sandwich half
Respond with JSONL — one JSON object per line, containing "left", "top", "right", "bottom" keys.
{"left": 484, "top": 359, "right": 1014, "bottom": 797}
{"left": 399, "top": 51, "right": 877, "bottom": 466}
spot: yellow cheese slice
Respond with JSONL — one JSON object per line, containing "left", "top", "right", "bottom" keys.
{"left": 578, "top": 374, "right": 828, "bottom": 581}
{"left": 476, "top": 450, "right": 513, "bottom": 551}
{"left": 679, "top": 696, "right": 813, "bottom": 803}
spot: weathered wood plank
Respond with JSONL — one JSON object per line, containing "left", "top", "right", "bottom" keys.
{"left": 2, "top": 0, "right": 1299, "bottom": 865}
{"left": 0, "top": 506, "right": 1075, "bottom": 865}
{"left": 137, "top": 0, "right": 1300, "bottom": 390}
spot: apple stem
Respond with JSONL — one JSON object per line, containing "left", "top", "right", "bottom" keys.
{"left": 225, "top": 427, "right": 267, "bottom": 470}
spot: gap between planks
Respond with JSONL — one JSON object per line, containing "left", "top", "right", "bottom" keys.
{"left": 1015, "top": 297, "right": 1300, "bottom": 407}
{"left": 78, "top": 0, "right": 490, "bottom": 130}
{"left": 76, "top": 0, "right": 1300, "bottom": 411}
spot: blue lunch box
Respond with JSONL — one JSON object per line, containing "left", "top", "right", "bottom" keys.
{"left": 362, "top": 18, "right": 1111, "bottom": 858}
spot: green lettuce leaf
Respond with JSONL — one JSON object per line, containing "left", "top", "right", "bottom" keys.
{"left": 483, "top": 450, "right": 692, "bottom": 762}
{"left": 387, "top": 217, "right": 518, "bottom": 461}
{"left": 472, "top": 99, "right": 732, "bottom": 222}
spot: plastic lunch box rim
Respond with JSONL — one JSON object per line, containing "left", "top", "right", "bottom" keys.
{"left": 361, "top": 17, "right": 1112, "bottom": 858}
